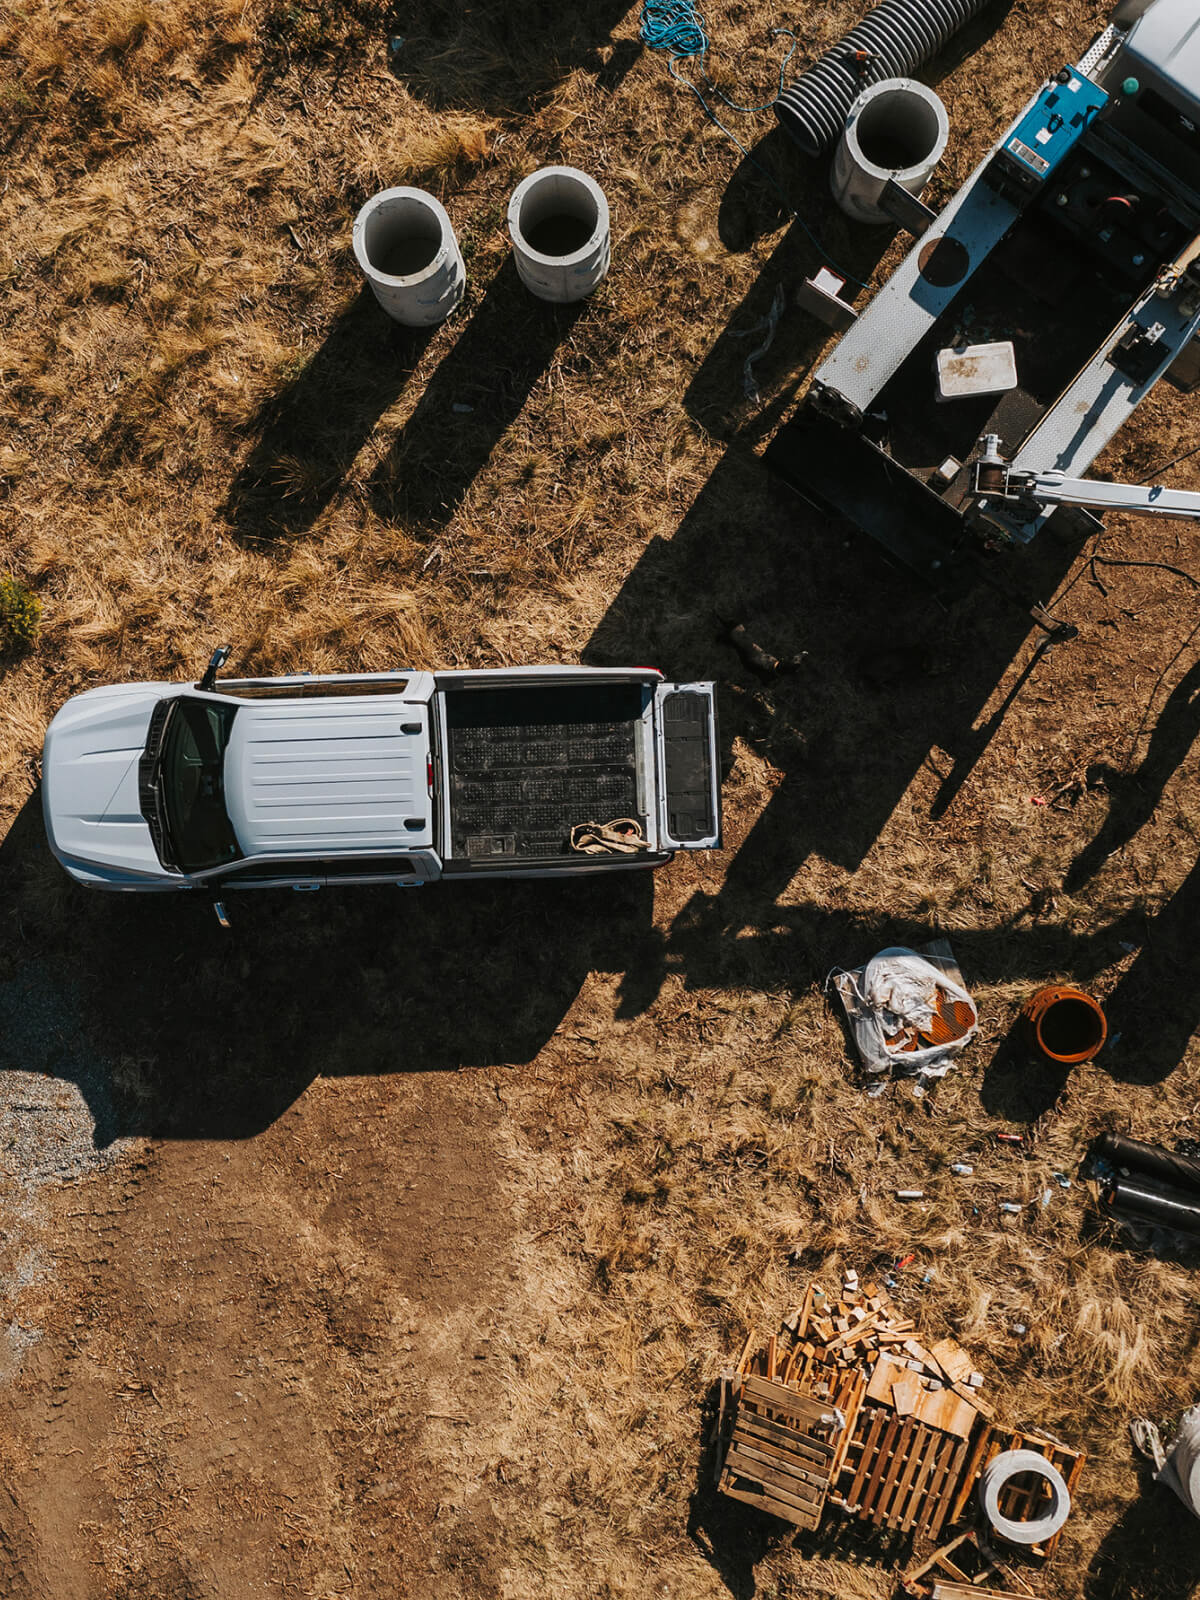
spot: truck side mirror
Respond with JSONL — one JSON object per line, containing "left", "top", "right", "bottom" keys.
{"left": 198, "top": 645, "right": 232, "bottom": 693}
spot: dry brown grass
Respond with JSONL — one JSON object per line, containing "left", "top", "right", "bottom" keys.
{"left": 0, "top": 0, "right": 1198, "bottom": 1596}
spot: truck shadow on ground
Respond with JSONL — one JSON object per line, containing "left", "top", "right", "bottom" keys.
{"left": 0, "top": 791, "right": 663, "bottom": 1143}
{"left": 584, "top": 446, "right": 1161, "bottom": 1007}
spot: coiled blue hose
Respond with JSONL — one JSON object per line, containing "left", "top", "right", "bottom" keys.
{"left": 638, "top": 1, "right": 868, "bottom": 285}
{"left": 638, "top": 1, "right": 796, "bottom": 112}
{"left": 775, "top": 0, "right": 991, "bottom": 157}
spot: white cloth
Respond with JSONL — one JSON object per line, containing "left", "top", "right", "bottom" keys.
{"left": 835, "top": 947, "right": 978, "bottom": 1083}
{"left": 1158, "top": 1406, "right": 1200, "bottom": 1516}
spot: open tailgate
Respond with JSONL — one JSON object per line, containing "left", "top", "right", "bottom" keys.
{"left": 653, "top": 682, "right": 721, "bottom": 851}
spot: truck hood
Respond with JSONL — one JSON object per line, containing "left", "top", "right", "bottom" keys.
{"left": 42, "top": 685, "right": 170, "bottom": 879}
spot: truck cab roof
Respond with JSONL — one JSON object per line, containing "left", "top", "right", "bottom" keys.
{"left": 223, "top": 697, "right": 434, "bottom": 859}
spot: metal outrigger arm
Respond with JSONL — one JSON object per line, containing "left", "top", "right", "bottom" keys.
{"left": 971, "top": 434, "right": 1200, "bottom": 521}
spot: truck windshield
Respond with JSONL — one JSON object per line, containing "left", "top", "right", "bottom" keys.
{"left": 158, "top": 697, "right": 242, "bottom": 873}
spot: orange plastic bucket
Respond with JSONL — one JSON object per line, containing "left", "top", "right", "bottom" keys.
{"left": 1022, "top": 986, "right": 1107, "bottom": 1065}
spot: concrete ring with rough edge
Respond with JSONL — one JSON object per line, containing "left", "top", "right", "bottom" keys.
{"left": 978, "top": 1448, "right": 1071, "bottom": 1545}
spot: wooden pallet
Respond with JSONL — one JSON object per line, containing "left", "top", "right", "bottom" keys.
{"left": 717, "top": 1374, "right": 842, "bottom": 1531}
{"left": 947, "top": 1427, "right": 1085, "bottom": 1559}
{"left": 833, "top": 1403, "right": 970, "bottom": 1540}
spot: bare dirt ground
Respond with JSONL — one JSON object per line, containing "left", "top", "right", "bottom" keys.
{"left": 0, "top": 1, "right": 1198, "bottom": 1597}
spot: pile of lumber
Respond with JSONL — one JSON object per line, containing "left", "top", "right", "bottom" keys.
{"left": 715, "top": 1270, "right": 1083, "bottom": 1563}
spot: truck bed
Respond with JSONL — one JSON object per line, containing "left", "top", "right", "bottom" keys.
{"left": 443, "top": 683, "right": 647, "bottom": 861}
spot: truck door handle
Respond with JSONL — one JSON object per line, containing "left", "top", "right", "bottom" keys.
{"left": 291, "top": 882, "right": 321, "bottom": 891}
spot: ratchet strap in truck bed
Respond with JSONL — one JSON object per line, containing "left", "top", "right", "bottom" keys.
{"left": 569, "top": 818, "right": 649, "bottom": 855}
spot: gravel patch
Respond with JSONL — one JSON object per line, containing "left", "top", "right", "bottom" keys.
{"left": 0, "top": 963, "right": 139, "bottom": 1377}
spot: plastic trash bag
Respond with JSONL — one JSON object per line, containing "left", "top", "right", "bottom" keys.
{"left": 831, "top": 946, "right": 979, "bottom": 1089}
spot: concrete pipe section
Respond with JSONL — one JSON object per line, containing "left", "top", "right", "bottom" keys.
{"left": 830, "top": 77, "right": 949, "bottom": 224}
{"left": 353, "top": 187, "right": 465, "bottom": 327}
{"left": 979, "top": 1449, "right": 1072, "bottom": 1545}
{"left": 508, "top": 166, "right": 610, "bottom": 304}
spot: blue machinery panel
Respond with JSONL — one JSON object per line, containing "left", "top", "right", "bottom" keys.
{"left": 987, "top": 72, "right": 1109, "bottom": 195}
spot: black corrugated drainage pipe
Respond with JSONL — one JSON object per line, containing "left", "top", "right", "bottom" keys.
{"left": 775, "top": 0, "right": 992, "bottom": 157}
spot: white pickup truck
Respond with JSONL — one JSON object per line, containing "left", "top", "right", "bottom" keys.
{"left": 41, "top": 655, "right": 721, "bottom": 892}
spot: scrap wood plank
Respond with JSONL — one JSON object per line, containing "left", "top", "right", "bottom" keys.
{"left": 932, "top": 1588, "right": 1041, "bottom": 1600}
{"left": 727, "top": 1433, "right": 832, "bottom": 1491}
{"left": 891, "top": 1371, "right": 924, "bottom": 1417}
{"left": 722, "top": 1458, "right": 824, "bottom": 1514}
{"left": 905, "top": 1338, "right": 942, "bottom": 1372}
{"left": 796, "top": 1284, "right": 814, "bottom": 1341}
{"left": 735, "top": 1411, "right": 835, "bottom": 1466}
{"left": 729, "top": 1446, "right": 832, "bottom": 1504}
{"left": 742, "top": 1374, "right": 832, "bottom": 1423}
{"left": 732, "top": 1420, "right": 838, "bottom": 1465}
{"left": 950, "top": 1378, "right": 995, "bottom": 1420}
{"left": 785, "top": 1343, "right": 816, "bottom": 1388}
{"left": 829, "top": 1371, "right": 866, "bottom": 1477}
{"left": 713, "top": 1372, "right": 730, "bottom": 1485}
{"left": 866, "top": 1351, "right": 904, "bottom": 1404}
{"left": 718, "top": 1473, "right": 823, "bottom": 1531}
{"left": 928, "top": 1339, "right": 974, "bottom": 1385}
{"left": 845, "top": 1407, "right": 888, "bottom": 1510}
{"left": 924, "top": 1436, "right": 969, "bottom": 1541}
{"left": 913, "top": 1385, "right": 978, "bottom": 1440}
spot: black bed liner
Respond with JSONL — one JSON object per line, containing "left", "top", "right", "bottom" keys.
{"left": 444, "top": 683, "right": 647, "bottom": 861}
